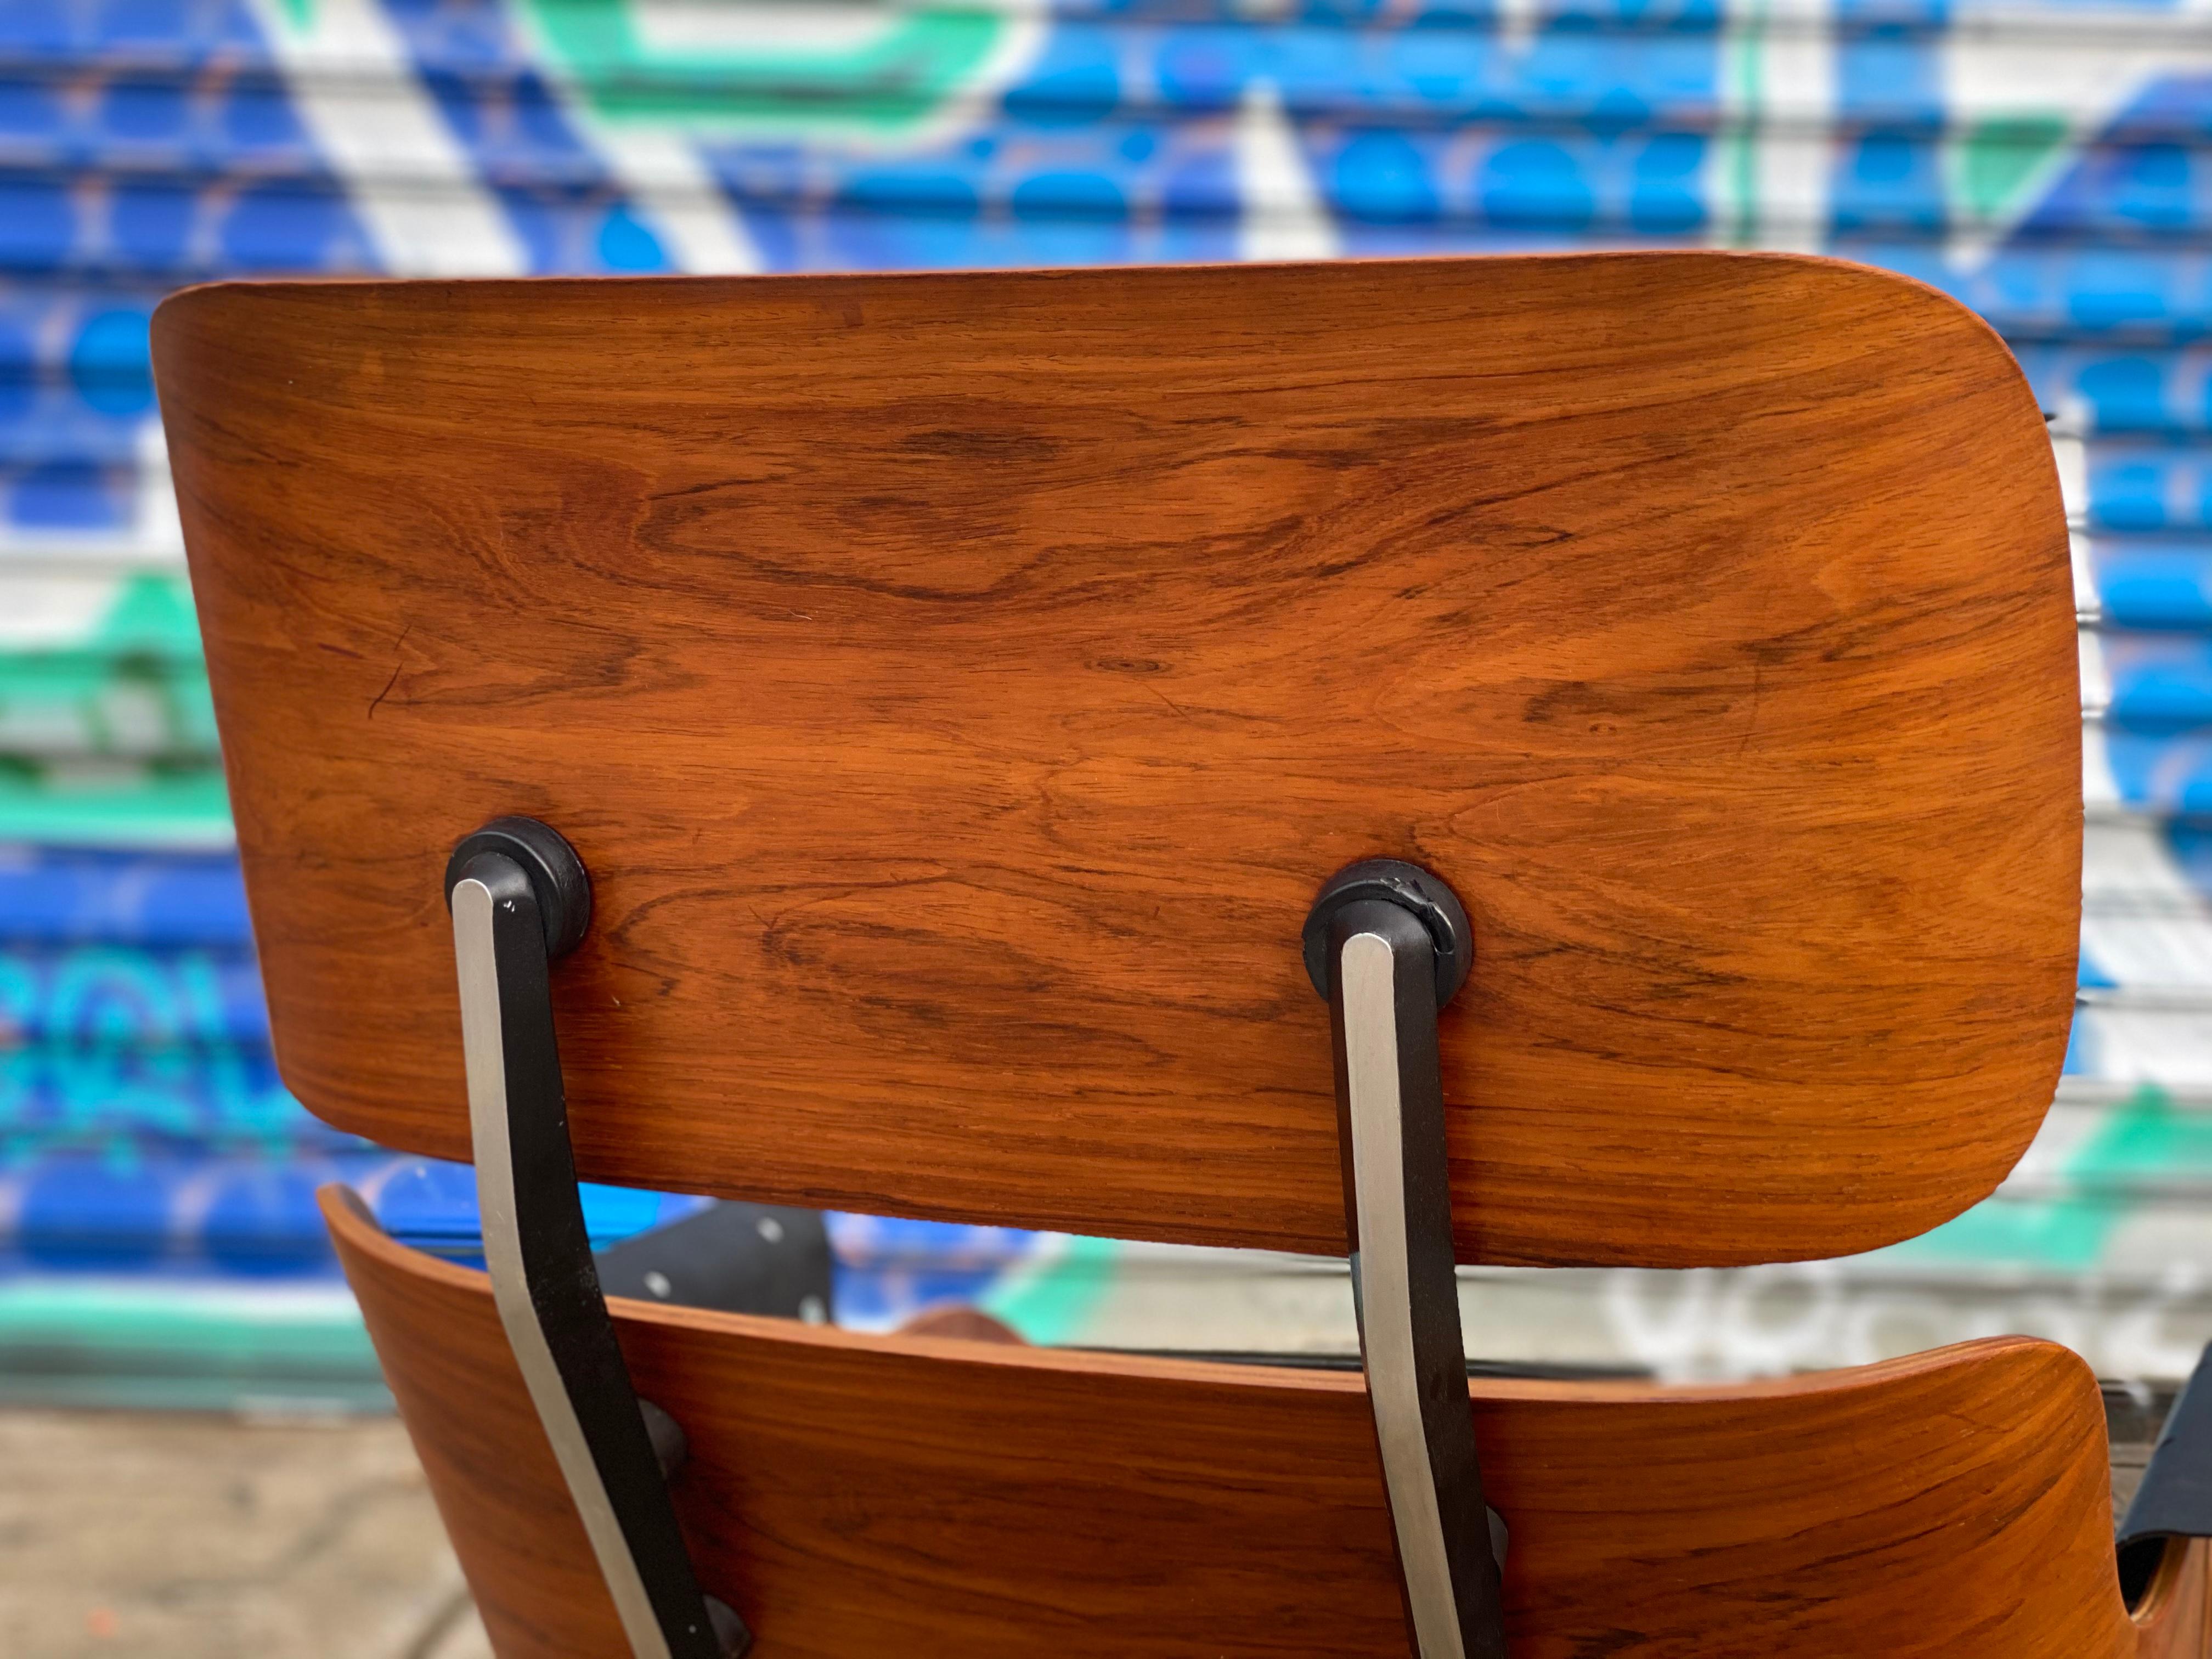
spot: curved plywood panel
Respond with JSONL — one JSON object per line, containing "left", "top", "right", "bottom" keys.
{"left": 160, "top": 256, "right": 2077, "bottom": 1262}
{"left": 325, "top": 1188, "right": 2137, "bottom": 1659}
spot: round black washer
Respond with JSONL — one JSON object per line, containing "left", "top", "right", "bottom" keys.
{"left": 1300, "top": 857, "right": 1472, "bottom": 1007}
{"left": 443, "top": 816, "right": 592, "bottom": 958}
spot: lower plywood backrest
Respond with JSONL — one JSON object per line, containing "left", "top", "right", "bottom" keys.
{"left": 325, "top": 1188, "right": 2152, "bottom": 1659}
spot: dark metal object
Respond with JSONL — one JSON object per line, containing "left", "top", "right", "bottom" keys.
{"left": 1302, "top": 857, "right": 1474, "bottom": 1007}
{"left": 2121, "top": 1342, "right": 2212, "bottom": 1548}
{"left": 2119, "top": 1341, "right": 2212, "bottom": 1607}
{"left": 639, "top": 1399, "right": 689, "bottom": 1480}
{"left": 446, "top": 815, "right": 592, "bottom": 956}
{"left": 1308, "top": 860, "right": 1507, "bottom": 1659}
{"left": 597, "top": 1201, "right": 834, "bottom": 1326}
{"left": 447, "top": 821, "right": 747, "bottom": 1659}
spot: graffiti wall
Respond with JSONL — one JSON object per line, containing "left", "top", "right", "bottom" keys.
{"left": 5, "top": 0, "right": 2212, "bottom": 1393}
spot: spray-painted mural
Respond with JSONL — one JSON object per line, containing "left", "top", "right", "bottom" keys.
{"left": 7, "top": 0, "right": 2212, "bottom": 1396}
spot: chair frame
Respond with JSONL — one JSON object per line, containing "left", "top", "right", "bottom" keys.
{"left": 446, "top": 817, "right": 1526, "bottom": 1657}
{"left": 448, "top": 820, "right": 745, "bottom": 1658}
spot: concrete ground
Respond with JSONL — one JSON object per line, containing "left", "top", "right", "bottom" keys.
{"left": 0, "top": 1410, "right": 489, "bottom": 1659}
{"left": 0, "top": 1385, "right": 2175, "bottom": 1657}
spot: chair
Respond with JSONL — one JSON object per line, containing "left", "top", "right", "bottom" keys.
{"left": 151, "top": 253, "right": 2208, "bottom": 1656}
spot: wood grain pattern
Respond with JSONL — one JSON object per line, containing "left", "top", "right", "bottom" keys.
{"left": 325, "top": 1187, "right": 2148, "bottom": 1659}
{"left": 2142, "top": 1541, "right": 2212, "bottom": 1659}
{"left": 158, "top": 256, "right": 2079, "bottom": 1264}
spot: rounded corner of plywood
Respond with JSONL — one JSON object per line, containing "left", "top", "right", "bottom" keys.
{"left": 149, "top": 279, "right": 254, "bottom": 368}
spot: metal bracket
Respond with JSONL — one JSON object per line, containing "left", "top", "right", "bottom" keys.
{"left": 1305, "top": 859, "right": 1508, "bottom": 1659}
{"left": 445, "top": 816, "right": 748, "bottom": 1659}
{"left": 596, "top": 1200, "right": 834, "bottom": 1325}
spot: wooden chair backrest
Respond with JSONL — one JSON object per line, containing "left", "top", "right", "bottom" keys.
{"left": 155, "top": 255, "right": 2079, "bottom": 1265}
{"left": 325, "top": 1190, "right": 2177, "bottom": 1659}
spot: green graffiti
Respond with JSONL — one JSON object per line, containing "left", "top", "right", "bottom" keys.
{"left": 1953, "top": 115, "right": 2071, "bottom": 227}
{"left": 0, "top": 761, "right": 233, "bottom": 849}
{"left": 1717, "top": 0, "right": 1769, "bottom": 249}
{"left": 0, "top": 577, "right": 213, "bottom": 763}
{"left": 979, "top": 1232, "right": 1120, "bottom": 1345}
{"left": 520, "top": 0, "right": 1017, "bottom": 138}
{"left": 0, "top": 657, "right": 218, "bottom": 761}
{"left": 0, "top": 1280, "right": 385, "bottom": 1415}
{"left": 1891, "top": 1085, "right": 2212, "bottom": 1272}
{"left": 92, "top": 575, "right": 204, "bottom": 662}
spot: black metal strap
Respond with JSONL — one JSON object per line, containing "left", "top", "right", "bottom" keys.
{"left": 445, "top": 819, "right": 747, "bottom": 1659}
{"left": 1306, "top": 861, "right": 1509, "bottom": 1659}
